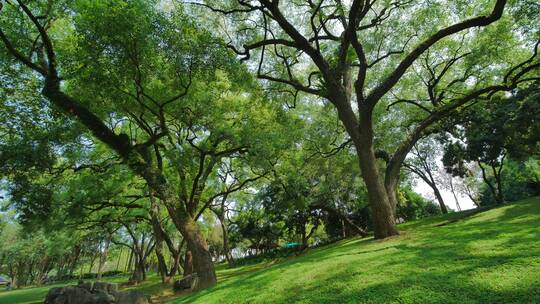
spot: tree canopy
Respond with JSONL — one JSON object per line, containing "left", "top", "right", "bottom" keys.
{"left": 0, "top": 0, "right": 538, "bottom": 295}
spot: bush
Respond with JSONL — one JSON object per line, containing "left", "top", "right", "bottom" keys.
{"left": 480, "top": 159, "right": 540, "bottom": 205}
{"left": 397, "top": 187, "right": 442, "bottom": 221}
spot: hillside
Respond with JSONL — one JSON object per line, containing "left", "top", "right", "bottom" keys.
{"left": 2, "top": 197, "right": 538, "bottom": 304}
{"left": 172, "top": 197, "right": 540, "bottom": 304}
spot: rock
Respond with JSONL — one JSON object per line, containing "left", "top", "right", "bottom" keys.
{"left": 45, "top": 286, "right": 93, "bottom": 304}
{"left": 44, "top": 287, "right": 65, "bottom": 304}
{"left": 90, "top": 291, "right": 115, "bottom": 304}
{"left": 173, "top": 273, "right": 198, "bottom": 291}
{"left": 78, "top": 281, "right": 93, "bottom": 292}
{"left": 115, "top": 291, "right": 149, "bottom": 304}
{"left": 43, "top": 282, "right": 134, "bottom": 304}
{"left": 92, "top": 282, "right": 109, "bottom": 293}
{"left": 107, "top": 283, "right": 118, "bottom": 294}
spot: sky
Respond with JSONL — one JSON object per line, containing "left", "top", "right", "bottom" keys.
{"left": 414, "top": 178, "right": 475, "bottom": 211}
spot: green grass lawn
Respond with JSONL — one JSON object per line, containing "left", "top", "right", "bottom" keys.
{"left": 2, "top": 197, "right": 539, "bottom": 304}
{"left": 173, "top": 196, "right": 540, "bottom": 304}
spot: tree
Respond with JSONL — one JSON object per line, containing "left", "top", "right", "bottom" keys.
{"left": 442, "top": 83, "right": 540, "bottom": 205}
{"left": 396, "top": 187, "right": 441, "bottom": 221}
{"left": 405, "top": 139, "right": 448, "bottom": 213}
{"left": 200, "top": 0, "right": 540, "bottom": 238}
{"left": 0, "top": 0, "right": 288, "bottom": 289}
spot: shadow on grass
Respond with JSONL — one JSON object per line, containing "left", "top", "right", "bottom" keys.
{"left": 174, "top": 198, "right": 540, "bottom": 303}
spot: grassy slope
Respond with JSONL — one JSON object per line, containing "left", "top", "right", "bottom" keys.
{"left": 173, "top": 196, "right": 540, "bottom": 304}
{"left": 2, "top": 197, "right": 538, "bottom": 304}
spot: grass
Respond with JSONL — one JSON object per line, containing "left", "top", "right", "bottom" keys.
{"left": 2, "top": 196, "right": 539, "bottom": 304}
{"left": 172, "top": 196, "right": 540, "bottom": 304}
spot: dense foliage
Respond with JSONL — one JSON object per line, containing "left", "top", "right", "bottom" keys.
{"left": 0, "top": 1, "right": 538, "bottom": 301}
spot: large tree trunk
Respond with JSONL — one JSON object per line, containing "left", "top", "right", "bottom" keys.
{"left": 130, "top": 257, "right": 145, "bottom": 284}
{"left": 355, "top": 138, "right": 399, "bottom": 239}
{"left": 166, "top": 207, "right": 216, "bottom": 289}
{"left": 384, "top": 178, "right": 400, "bottom": 217}
{"left": 332, "top": 89, "right": 398, "bottom": 239}
{"left": 183, "top": 251, "right": 193, "bottom": 276}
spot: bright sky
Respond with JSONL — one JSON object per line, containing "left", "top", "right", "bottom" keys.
{"left": 414, "top": 179, "right": 475, "bottom": 211}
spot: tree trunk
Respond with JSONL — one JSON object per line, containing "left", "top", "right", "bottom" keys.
{"left": 97, "top": 236, "right": 111, "bottom": 281}
{"left": 217, "top": 213, "right": 234, "bottom": 266}
{"left": 491, "top": 162, "right": 505, "bottom": 204}
{"left": 432, "top": 185, "right": 448, "bottom": 214}
{"left": 126, "top": 248, "right": 134, "bottom": 272}
{"left": 355, "top": 138, "right": 399, "bottom": 239}
{"left": 479, "top": 161, "right": 498, "bottom": 205}
{"left": 148, "top": 192, "right": 169, "bottom": 283}
{"left": 36, "top": 257, "right": 50, "bottom": 285}
{"left": 183, "top": 251, "right": 193, "bottom": 276}
{"left": 167, "top": 210, "right": 216, "bottom": 289}
{"left": 130, "top": 257, "right": 145, "bottom": 284}
{"left": 69, "top": 245, "right": 81, "bottom": 277}
{"left": 341, "top": 218, "right": 346, "bottom": 238}
{"left": 384, "top": 178, "right": 400, "bottom": 217}
{"left": 155, "top": 243, "right": 168, "bottom": 283}
{"left": 449, "top": 178, "right": 461, "bottom": 211}
{"left": 407, "top": 164, "right": 449, "bottom": 214}
{"left": 333, "top": 91, "right": 398, "bottom": 239}
{"left": 168, "top": 251, "right": 181, "bottom": 281}
{"left": 164, "top": 240, "right": 183, "bottom": 281}
{"left": 300, "top": 225, "right": 308, "bottom": 251}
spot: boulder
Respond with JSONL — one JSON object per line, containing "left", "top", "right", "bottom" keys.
{"left": 92, "top": 282, "right": 109, "bottom": 293}
{"left": 115, "top": 291, "right": 149, "bottom": 304}
{"left": 43, "top": 282, "right": 144, "bottom": 304}
{"left": 173, "top": 273, "right": 198, "bottom": 291}
{"left": 107, "top": 283, "right": 118, "bottom": 294}
{"left": 44, "top": 287, "right": 65, "bottom": 304}
{"left": 89, "top": 291, "right": 115, "bottom": 304}
{"left": 45, "top": 286, "right": 92, "bottom": 304}
{"left": 78, "top": 281, "right": 93, "bottom": 292}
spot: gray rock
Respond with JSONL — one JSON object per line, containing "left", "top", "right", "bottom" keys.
{"left": 45, "top": 286, "right": 93, "bottom": 304}
{"left": 116, "top": 291, "right": 149, "bottom": 304}
{"left": 173, "top": 273, "right": 198, "bottom": 291}
{"left": 89, "top": 291, "right": 115, "bottom": 304}
{"left": 44, "top": 287, "right": 65, "bottom": 304}
{"left": 92, "top": 282, "right": 109, "bottom": 293}
{"left": 107, "top": 283, "right": 118, "bottom": 294}
{"left": 78, "top": 281, "right": 93, "bottom": 292}
{"left": 44, "top": 282, "right": 128, "bottom": 304}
